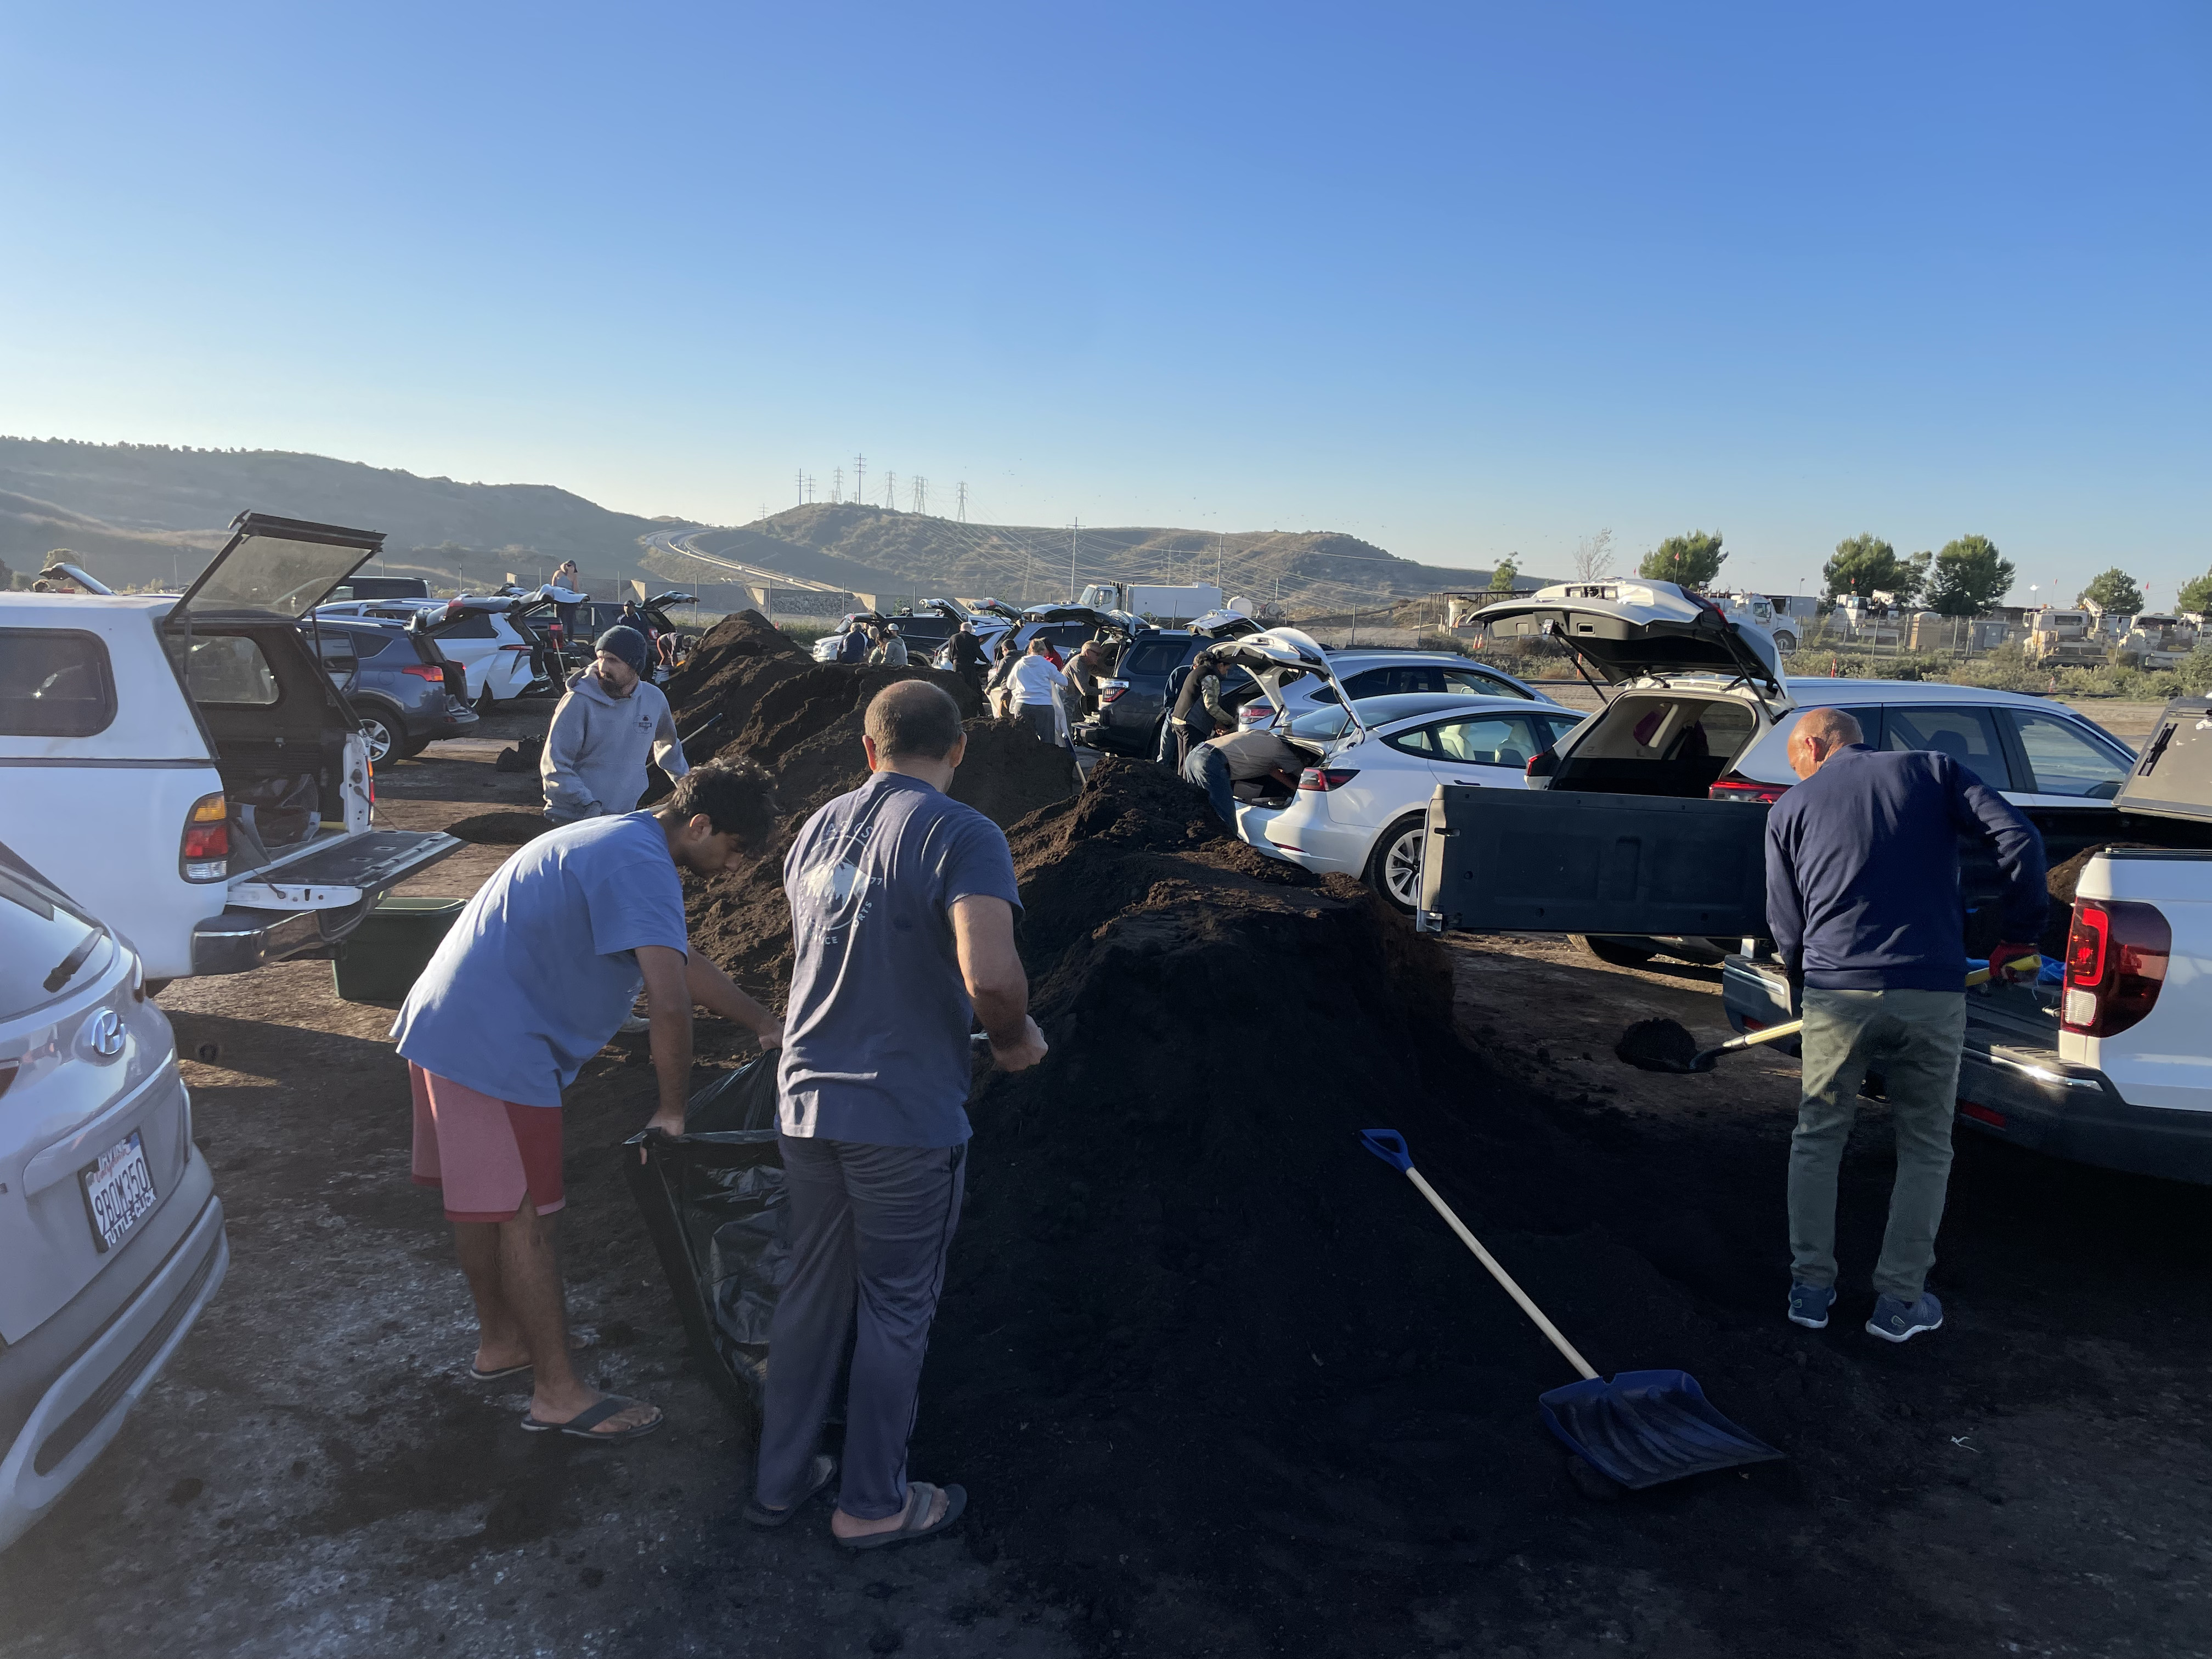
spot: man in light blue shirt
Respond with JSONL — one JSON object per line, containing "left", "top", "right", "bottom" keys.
{"left": 394, "top": 762, "right": 783, "bottom": 1443}
{"left": 748, "top": 681, "right": 1046, "bottom": 1549}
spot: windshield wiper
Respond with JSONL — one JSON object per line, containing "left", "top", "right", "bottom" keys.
{"left": 44, "top": 923, "right": 110, "bottom": 994}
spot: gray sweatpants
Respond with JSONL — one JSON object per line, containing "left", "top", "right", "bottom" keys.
{"left": 1789, "top": 988, "right": 1967, "bottom": 1301}
{"left": 754, "top": 1137, "right": 967, "bottom": 1521}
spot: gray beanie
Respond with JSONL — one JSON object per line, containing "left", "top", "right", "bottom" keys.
{"left": 595, "top": 625, "right": 650, "bottom": 673}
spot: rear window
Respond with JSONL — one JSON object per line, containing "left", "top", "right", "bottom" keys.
{"left": 1440, "top": 665, "right": 1532, "bottom": 701}
{"left": 0, "top": 843, "right": 111, "bottom": 1012}
{"left": 0, "top": 628, "right": 116, "bottom": 737}
{"left": 185, "top": 635, "right": 281, "bottom": 706}
{"left": 1120, "top": 639, "right": 1192, "bottom": 679}
{"left": 1884, "top": 706, "right": 2012, "bottom": 792}
{"left": 433, "top": 611, "right": 498, "bottom": 639}
{"left": 1342, "top": 664, "right": 1441, "bottom": 699}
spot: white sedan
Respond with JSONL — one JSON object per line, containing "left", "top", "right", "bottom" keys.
{"left": 1233, "top": 693, "right": 1589, "bottom": 911}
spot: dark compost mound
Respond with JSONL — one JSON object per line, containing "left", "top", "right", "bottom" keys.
{"left": 651, "top": 758, "right": 1967, "bottom": 1651}
{"left": 669, "top": 610, "right": 1079, "bottom": 1003}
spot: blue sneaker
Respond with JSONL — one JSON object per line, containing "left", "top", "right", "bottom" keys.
{"left": 1787, "top": 1282, "right": 1837, "bottom": 1329}
{"left": 1866, "top": 1291, "right": 1944, "bottom": 1343}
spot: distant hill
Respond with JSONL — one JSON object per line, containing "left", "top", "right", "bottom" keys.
{"left": 664, "top": 503, "right": 1516, "bottom": 614}
{"left": 0, "top": 437, "right": 690, "bottom": 593}
{"left": 2, "top": 437, "right": 1524, "bottom": 612}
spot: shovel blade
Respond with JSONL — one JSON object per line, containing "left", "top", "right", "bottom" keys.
{"left": 1539, "top": 1369, "right": 1782, "bottom": 1489}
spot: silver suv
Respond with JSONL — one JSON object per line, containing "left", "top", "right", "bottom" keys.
{"left": 0, "top": 841, "right": 227, "bottom": 1550}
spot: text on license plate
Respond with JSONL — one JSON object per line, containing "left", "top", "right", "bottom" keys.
{"left": 81, "top": 1131, "right": 158, "bottom": 1252}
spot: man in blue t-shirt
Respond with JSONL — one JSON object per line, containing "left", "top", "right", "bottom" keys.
{"left": 748, "top": 680, "right": 1046, "bottom": 1549}
{"left": 393, "top": 762, "right": 783, "bottom": 1444}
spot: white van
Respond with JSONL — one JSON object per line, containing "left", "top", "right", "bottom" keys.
{"left": 0, "top": 514, "right": 460, "bottom": 984}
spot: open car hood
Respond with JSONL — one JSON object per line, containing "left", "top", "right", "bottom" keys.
{"left": 1476, "top": 580, "right": 1783, "bottom": 693}
{"left": 1207, "top": 626, "right": 1368, "bottom": 735}
{"left": 166, "top": 512, "right": 385, "bottom": 628}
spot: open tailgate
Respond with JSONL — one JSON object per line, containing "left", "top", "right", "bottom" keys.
{"left": 1415, "top": 783, "right": 1770, "bottom": 937}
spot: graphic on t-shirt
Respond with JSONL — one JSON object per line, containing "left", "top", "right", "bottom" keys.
{"left": 797, "top": 825, "right": 881, "bottom": 944}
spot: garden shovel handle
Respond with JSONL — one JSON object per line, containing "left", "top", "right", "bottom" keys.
{"left": 1712, "top": 954, "right": 2040, "bottom": 1058}
{"left": 1361, "top": 1130, "right": 1600, "bottom": 1383}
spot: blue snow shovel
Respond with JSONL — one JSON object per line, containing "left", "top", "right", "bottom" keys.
{"left": 1359, "top": 1128, "right": 1782, "bottom": 1490}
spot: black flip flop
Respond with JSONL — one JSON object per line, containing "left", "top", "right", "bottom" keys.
{"left": 469, "top": 1359, "right": 532, "bottom": 1382}
{"left": 743, "top": 1454, "right": 838, "bottom": 1528}
{"left": 837, "top": 1482, "right": 967, "bottom": 1551}
{"left": 519, "top": 1394, "right": 663, "bottom": 1442}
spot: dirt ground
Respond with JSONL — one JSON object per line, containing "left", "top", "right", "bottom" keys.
{"left": 2, "top": 697, "right": 2205, "bottom": 1658}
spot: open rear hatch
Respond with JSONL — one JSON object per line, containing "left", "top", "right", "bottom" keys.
{"left": 163, "top": 512, "right": 460, "bottom": 955}
{"left": 1476, "top": 580, "right": 1785, "bottom": 696}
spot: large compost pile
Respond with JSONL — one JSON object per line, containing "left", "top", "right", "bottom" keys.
{"left": 664, "top": 750, "right": 1952, "bottom": 1652}
{"left": 667, "top": 611, "right": 1080, "bottom": 1001}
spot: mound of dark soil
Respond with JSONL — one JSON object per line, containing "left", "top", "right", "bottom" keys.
{"left": 443, "top": 810, "right": 554, "bottom": 845}
{"left": 878, "top": 759, "right": 1971, "bottom": 1653}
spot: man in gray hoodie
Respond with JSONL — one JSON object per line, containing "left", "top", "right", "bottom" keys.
{"left": 541, "top": 627, "right": 690, "bottom": 825}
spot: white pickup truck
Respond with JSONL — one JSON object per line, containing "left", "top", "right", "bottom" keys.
{"left": 1716, "top": 695, "right": 2212, "bottom": 1184}
{"left": 0, "top": 513, "right": 460, "bottom": 985}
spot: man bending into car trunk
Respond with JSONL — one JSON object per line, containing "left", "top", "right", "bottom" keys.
{"left": 1767, "top": 707, "right": 2045, "bottom": 1345}
{"left": 393, "top": 762, "right": 784, "bottom": 1442}
{"left": 747, "top": 680, "right": 1046, "bottom": 1547}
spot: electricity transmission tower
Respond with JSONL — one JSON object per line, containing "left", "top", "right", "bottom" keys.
{"left": 853, "top": 454, "right": 866, "bottom": 506}
{"left": 795, "top": 468, "right": 804, "bottom": 505}
{"left": 912, "top": 477, "right": 928, "bottom": 515}
{"left": 832, "top": 466, "right": 843, "bottom": 504}
{"left": 956, "top": 482, "right": 968, "bottom": 522}
{"left": 884, "top": 471, "right": 896, "bottom": 509}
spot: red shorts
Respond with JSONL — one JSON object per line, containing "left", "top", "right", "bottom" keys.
{"left": 409, "top": 1064, "right": 566, "bottom": 1223}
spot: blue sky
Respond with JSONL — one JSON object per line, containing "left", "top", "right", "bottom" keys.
{"left": 3, "top": 2, "right": 2205, "bottom": 600}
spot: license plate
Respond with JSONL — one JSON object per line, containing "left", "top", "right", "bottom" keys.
{"left": 80, "top": 1130, "right": 158, "bottom": 1253}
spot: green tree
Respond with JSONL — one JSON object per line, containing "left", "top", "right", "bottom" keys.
{"left": 2176, "top": 567, "right": 2212, "bottom": 615}
{"left": 1923, "top": 534, "right": 2016, "bottom": 617}
{"left": 1637, "top": 530, "right": 1725, "bottom": 589}
{"left": 1487, "top": 556, "right": 1520, "bottom": 594}
{"left": 2078, "top": 566, "right": 2143, "bottom": 613}
{"left": 1821, "top": 533, "right": 1925, "bottom": 605}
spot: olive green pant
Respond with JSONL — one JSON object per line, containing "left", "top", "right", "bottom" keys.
{"left": 1789, "top": 988, "right": 1967, "bottom": 1302}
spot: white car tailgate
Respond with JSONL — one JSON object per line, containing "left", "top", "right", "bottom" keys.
{"left": 226, "top": 829, "right": 462, "bottom": 912}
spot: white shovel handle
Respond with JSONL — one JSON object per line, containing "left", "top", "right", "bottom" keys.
{"left": 1403, "top": 1167, "right": 1600, "bottom": 1383}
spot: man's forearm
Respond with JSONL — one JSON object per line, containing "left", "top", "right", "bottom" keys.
{"left": 686, "top": 952, "right": 780, "bottom": 1040}
{"left": 648, "top": 1002, "right": 694, "bottom": 1127}
{"left": 971, "top": 984, "right": 1029, "bottom": 1047}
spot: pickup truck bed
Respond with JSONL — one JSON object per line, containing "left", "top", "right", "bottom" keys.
{"left": 1723, "top": 953, "right": 2212, "bottom": 1184}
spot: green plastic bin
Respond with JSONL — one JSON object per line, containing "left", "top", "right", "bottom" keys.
{"left": 332, "top": 896, "right": 467, "bottom": 1002}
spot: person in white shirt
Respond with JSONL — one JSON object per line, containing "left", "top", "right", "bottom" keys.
{"left": 1006, "top": 637, "right": 1069, "bottom": 746}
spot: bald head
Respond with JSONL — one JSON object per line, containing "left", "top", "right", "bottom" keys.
{"left": 1786, "top": 707, "right": 1865, "bottom": 779}
{"left": 864, "top": 678, "right": 966, "bottom": 764}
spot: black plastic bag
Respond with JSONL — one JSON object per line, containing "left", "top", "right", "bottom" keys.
{"left": 625, "top": 1055, "right": 788, "bottom": 1420}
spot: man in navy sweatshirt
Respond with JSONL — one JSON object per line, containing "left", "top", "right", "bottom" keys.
{"left": 1765, "top": 707, "right": 2046, "bottom": 1344}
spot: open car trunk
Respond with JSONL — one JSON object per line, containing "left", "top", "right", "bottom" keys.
{"left": 160, "top": 513, "right": 461, "bottom": 957}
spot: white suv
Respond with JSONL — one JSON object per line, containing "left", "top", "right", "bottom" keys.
{"left": 0, "top": 513, "right": 460, "bottom": 984}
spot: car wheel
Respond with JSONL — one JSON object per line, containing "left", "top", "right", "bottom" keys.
{"left": 1773, "top": 630, "right": 1798, "bottom": 653}
{"left": 1579, "top": 935, "right": 1656, "bottom": 967}
{"left": 357, "top": 710, "right": 399, "bottom": 763}
{"left": 1366, "top": 813, "right": 1428, "bottom": 915}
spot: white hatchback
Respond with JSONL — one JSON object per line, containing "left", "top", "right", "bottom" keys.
{"left": 1234, "top": 693, "right": 1589, "bottom": 910}
{"left": 1233, "top": 650, "right": 1554, "bottom": 729}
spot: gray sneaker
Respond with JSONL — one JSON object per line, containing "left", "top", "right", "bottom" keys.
{"left": 1866, "top": 1291, "right": 1944, "bottom": 1343}
{"left": 1787, "top": 1282, "right": 1837, "bottom": 1329}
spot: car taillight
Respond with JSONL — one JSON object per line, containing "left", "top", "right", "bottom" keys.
{"left": 499, "top": 642, "right": 531, "bottom": 652}
{"left": 1709, "top": 777, "right": 1790, "bottom": 804}
{"left": 1097, "top": 680, "right": 1128, "bottom": 703}
{"left": 1298, "top": 768, "right": 1361, "bottom": 791}
{"left": 399, "top": 662, "right": 445, "bottom": 680}
{"left": 180, "top": 792, "right": 228, "bottom": 881}
{"left": 2061, "top": 899, "right": 2170, "bottom": 1037}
